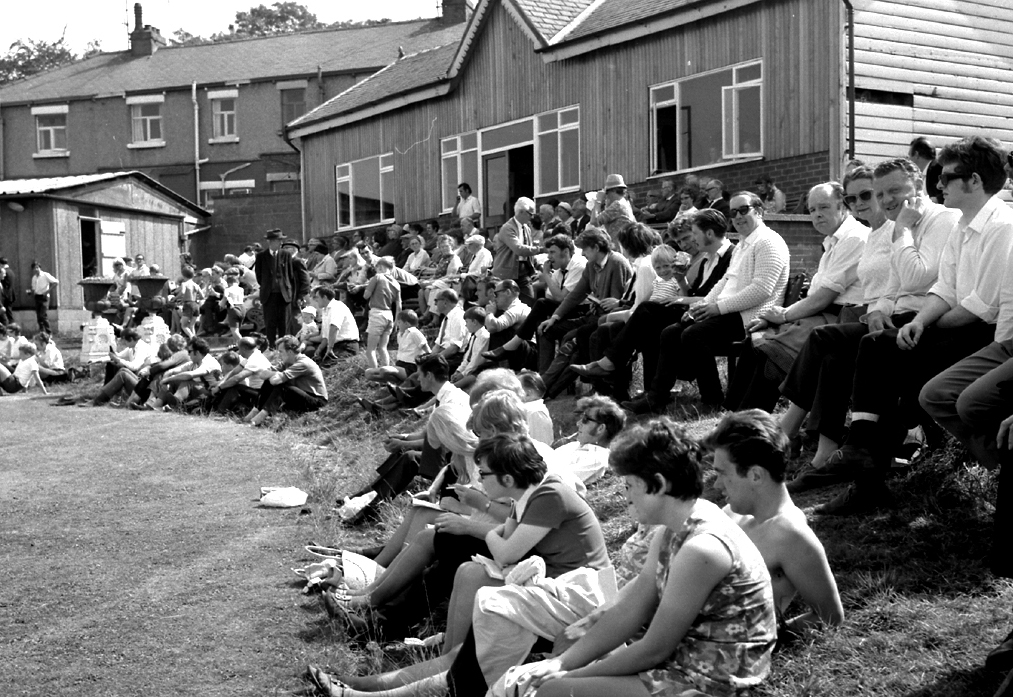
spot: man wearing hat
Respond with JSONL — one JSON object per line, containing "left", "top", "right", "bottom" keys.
{"left": 554, "top": 201, "right": 574, "bottom": 233}
{"left": 591, "top": 173, "right": 635, "bottom": 237}
{"left": 255, "top": 229, "right": 311, "bottom": 343}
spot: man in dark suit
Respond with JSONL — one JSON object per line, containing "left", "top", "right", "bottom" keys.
{"left": 570, "top": 198, "right": 591, "bottom": 237}
{"left": 638, "top": 178, "right": 682, "bottom": 224}
{"left": 255, "top": 229, "right": 311, "bottom": 343}
{"left": 702, "top": 179, "right": 732, "bottom": 219}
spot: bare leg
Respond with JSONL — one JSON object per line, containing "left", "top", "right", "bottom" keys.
{"left": 324, "top": 673, "right": 448, "bottom": 697}
{"left": 337, "top": 650, "right": 456, "bottom": 691}
{"left": 374, "top": 508, "right": 439, "bottom": 568}
{"left": 359, "top": 527, "right": 436, "bottom": 608}
{"left": 366, "top": 333, "right": 380, "bottom": 369}
{"left": 780, "top": 402, "right": 807, "bottom": 439}
{"left": 535, "top": 676, "right": 651, "bottom": 697}
{"left": 442, "top": 562, "right": 501, "bottom": 652}
{"left": 812, "top": 434, "right": 839, "bottom": 468}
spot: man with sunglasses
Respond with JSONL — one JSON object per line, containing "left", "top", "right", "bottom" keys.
{"left": 817, "top": 135, "right": 1013, "bottom": 516}
{"left": 624, "top": 192, "right": 789, "bottom": 414}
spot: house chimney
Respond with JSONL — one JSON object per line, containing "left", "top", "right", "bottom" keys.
{"left": 441, "top": 0, "right": 469, "bottom": 25}
{"left": 130, "top": 3, "right": 167, "bottom": 57}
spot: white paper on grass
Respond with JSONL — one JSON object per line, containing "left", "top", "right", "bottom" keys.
{"left": 259, "top": 486, "right": 308, "bottom": 508}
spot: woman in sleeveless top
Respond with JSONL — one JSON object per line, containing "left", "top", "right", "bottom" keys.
{"left": 523, "top": 418, "right": 777, "bottom": 697}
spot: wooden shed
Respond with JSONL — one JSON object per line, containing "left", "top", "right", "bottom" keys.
{"left": 0, "top": 172, "right": 208, "bottom": 333}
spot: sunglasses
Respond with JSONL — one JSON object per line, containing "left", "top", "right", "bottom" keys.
{"left": 730, "top": 205, "right": 754, "bottom": 217}
{"left": 843, "top": 190, "right": 874, "bottom": 206}
{"left": 477, "top": 470, "right": 496, "bottom": 479}
{"left": 938, "top": 170, "right": 973, "bottom": 187}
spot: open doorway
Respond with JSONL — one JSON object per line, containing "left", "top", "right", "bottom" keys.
{"left": 482, "top": 145, "right": 533, "bottom": 231}
{"left": 80, "top": 219, "right": 98, "bottom": 278}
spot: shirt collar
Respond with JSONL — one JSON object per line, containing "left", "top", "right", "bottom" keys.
{"left": 962, "top": 195, "right": 1005, "bottom": 238}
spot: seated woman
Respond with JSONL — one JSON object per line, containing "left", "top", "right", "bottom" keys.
{"left": 499, "top": 417, "right": 776, "bottom": 697}
{"left": 308, "top": 430, "right": 610, "bottom": 697}
{"left": 245, "top": 335, "right": 328, "bottom": 426}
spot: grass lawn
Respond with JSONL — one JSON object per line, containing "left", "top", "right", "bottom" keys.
{"left": 3, "top": 352, "right": 1011, "bottom": 696}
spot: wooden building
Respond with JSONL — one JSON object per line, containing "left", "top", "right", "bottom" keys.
{"left": 0, "top": 172, "right": 208, "bottom": 333}
{"left": 287, "top": 0, "right": 1013, "bottom": 248}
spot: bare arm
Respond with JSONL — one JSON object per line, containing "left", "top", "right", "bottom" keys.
{"left": 779, "top": 527, "right": 844, "bottom": 631}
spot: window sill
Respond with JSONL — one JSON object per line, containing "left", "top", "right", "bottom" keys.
{"left": 647, "top": 155, "right": 766, "bottom": 179}
{"left": 127, "top": 140, "right": 166, "bottom": 150}
{"left": 336, "top": 218, "right": 396, "bottom": 233}
{"left": 33, "top": 151, "right": 70, "bottom": 159}
{"left": 208, "top": 136, "right": 240, "bottom": 144}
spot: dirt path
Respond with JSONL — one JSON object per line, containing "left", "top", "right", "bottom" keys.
{"left": 0, "top": 396, "right": 337, "bottom": 696}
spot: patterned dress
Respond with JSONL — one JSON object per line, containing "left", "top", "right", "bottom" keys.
{"left": 639, "top": 499, "right": 776, "bottom": 697}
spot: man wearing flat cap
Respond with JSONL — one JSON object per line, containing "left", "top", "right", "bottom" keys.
{"left": 255, "top": 229, "right": 311, "bottom": 343}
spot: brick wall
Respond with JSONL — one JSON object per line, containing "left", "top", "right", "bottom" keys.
{"left": 189, "top": 191, "right": 302, "bottom": 265}
{"left": 764, "top": 214, "right": 823, "bottom": 274}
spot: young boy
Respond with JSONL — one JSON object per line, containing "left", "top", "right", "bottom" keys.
{"left": 0, "top": 343, "right": 46, "bottom": 394}
{"left": 296, "top": 306, "right": 321, "bottom": 352}
{"left": 518, "top": 370, "right": 553, "bottom": 445}
{"left": 220, "top": 271, "right": 246, "bottom": 344}
{"left": 365, "top": 309, "right": 429, "bottom": 383}
{"left": 362, "top": 256, "right": 401, "bottom": 369}
{"left": 1, "top": 323, "right": 32, "bottom": 370}
{"left": 33, "top": 331, "right": 68, "bottom": 383}
{"left": 450, "top": 306, "right": 490, "bottom": 390}
{"left": 175, "top": 266, "right": 203, "bottom": 338}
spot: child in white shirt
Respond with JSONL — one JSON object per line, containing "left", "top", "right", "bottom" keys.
{"left": 1, "top": 323, "right": 32, "bottom": 369}
{"left": 0, "top": 344, "right": 46, "bottom": 394}
{"left": 220, "top": 272, "right": 246, "bottom": 344}
{"left": 33, "top": 331, "right": 67, "bottom": 383}
{"left": 451, "top": 306, "right": 490, "bottom": 390}
{"left": 296, "top": 306, "right": 321, "bottom": 350}
{"left": 365, "top": 309, "right": 429, "bottom": 383}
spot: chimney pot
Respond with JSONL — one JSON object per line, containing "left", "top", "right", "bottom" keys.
{"left": 134, "top": 3, "right": 143, "bottom": 31}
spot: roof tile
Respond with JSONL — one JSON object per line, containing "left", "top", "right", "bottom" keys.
{"left": 513, "top": 0, "right": 596, "bottom": 40}
{"left": 563, "top": 0, "right": 701, "bottom": 41}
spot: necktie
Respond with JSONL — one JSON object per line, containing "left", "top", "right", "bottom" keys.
{"left": 436, "top": 316, "right": 448, "bottom": 346}
{"left": 559, "top": 266, "right": 567, "bottom": 289}
{"left": 463, "top": 334, "right": 475, "bottom": 363}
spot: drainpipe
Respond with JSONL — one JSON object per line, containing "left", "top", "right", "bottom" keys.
{"left": 192, "top": 81, "right": 201, "bottom": 201}
{"left": 220, "top": 162, "right": 253, "bottom": 197}
{"left": 842, "top": 0, "right": 855, "bottom": 160}
{"left": 0, "top": 94, "right": 5, "bottom": 180}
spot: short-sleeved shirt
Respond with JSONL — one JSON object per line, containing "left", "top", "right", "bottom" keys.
{"left": 13, "top": 356, "right": 40, "bottom": 387}
{"left": 240, "top": 349, "right": 273, "bottom": 390}
{"left": 367, "top": 273, "right": 401, "bottom": 313}
{"left": 515, "top": 477, "right": 609, "bottom": 577}
{"left": 396, "top": 326, "right": 430, "bottom": 364}
{"left": 37, "top": 342, "right": 64, "bottom": 371}
{"left": 322, "top": 298, "right": 359, "bottom": 342}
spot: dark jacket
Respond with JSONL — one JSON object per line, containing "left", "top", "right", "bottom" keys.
{"left": 255, "top": 249, "right": 311, "bottom": 303}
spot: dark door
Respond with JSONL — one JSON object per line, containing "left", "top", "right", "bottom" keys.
{"left": 482, "top": 144, "right": 534, "bottom": 233}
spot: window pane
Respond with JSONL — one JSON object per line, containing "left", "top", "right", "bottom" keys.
{"left": 737, "top": 85, "right": 761, "bottom": 154}
{"left": 461, "top": 132, "right": 477, "bottom": 150}
{"left": 132, "top": 115, "right": 145, "bottom": 143}
{"left": 681, "top": 68, "right": 732, "bottom": 168}
{"left": 654, "top": 104, "right": 678, "bottom": 174}
{"left": 651, "top": 85, "right": 675, "bottom": 105}
{"left": 559, "top": 128, "right": 580, "bottom": 189}
{"left": 536, "top": 113, "right": 556, "bottom": 134}
{"left": 53, "top": 126, "right": 67, "bottom": 150}
{"left": 723, "top": 87, "right": 735, "bottom": 157}
{"left": 482, "top": 120, "right": 532, "bottom": 151}
{"left": 380, "top": 168, "right": 394, "bottom": 221}
{"left": 380, "top": 153, "right": 393, "bottom": 170}
{"left": 538, "top": 132, "right": 558, "bottom": 194}
{"left": 441, "top": 137, "right": 457, "bottom": 155}
{"left": 141, "top": 103, "right": 160, "bottom": 117}
{"left": 461, "top": 150, "right": 478, "bottom": 195}
{"left": 559, "top": 108, "right": 579, "bottom": 126}
{"left": 337, "top": 179, "right": 351, "bottom": 228}
{"left": 149, "top": 118, "right": 162, "bottom": 140}
{"left": 352, "top": 157, "right": 381, "bottom": 225}
{"left": 442, "top": 156, "right": 459, "bottom": 211}
{"left": 735, "top": 63, "right": 762, "bottom": 83}
{"left": 336, "top": 164, "right": 350, "bottom": 178}
{"left": 219, "top": 98, "right": 235, "bottom": 112}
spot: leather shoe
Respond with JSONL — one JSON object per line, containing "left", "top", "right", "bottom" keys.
{"left": 568, "top": 362, "right": 614, "bottom": 378}
{"left": 786, "top": 447, "right": 871, "bottom": 493}
{"left": 815, "top": 479, "right": 891, "bottom": 516}
{"left": 481, "top": 347, "right": 508, "bottom": 361}
{"left": 620, "top": 393, "right": 667, "bottom": 415}
{"left": 385, "top": 384, "right": 409, "bottom": 405}
{"left": 986, "top": 629, "right": 1013, "bottom": 672}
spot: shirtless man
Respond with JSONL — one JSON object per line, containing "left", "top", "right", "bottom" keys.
{"left": 707, "top": 408, "right": 844, "bottom": 632}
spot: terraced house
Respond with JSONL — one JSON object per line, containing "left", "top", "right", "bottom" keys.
{"left": 286, "top": 0, "right": 1013, "bottom": 248}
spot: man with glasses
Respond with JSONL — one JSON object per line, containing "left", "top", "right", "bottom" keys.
{"left": 492, "top": 197, "right": 541, "bottom": 299}
{"left": 818, "top": 135, "right": 1013, "bottom": 515}
{"left": 623, "top": 192, "right": 789, "bottom": 414}
{"left": 702, "top": 178, "right": 732, "bottom": 222}
{"left": 483, "top": 279, "right": 531, "bottom": 350}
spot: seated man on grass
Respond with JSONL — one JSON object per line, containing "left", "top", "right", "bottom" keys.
{"left": 33, "top": 331, "right": 68, "bottom": 383}
{"left": 149, "top": 337, "right": 222, "bottom": 411}
{"left": 211, "top": 336, "right": 273, "bottom": 415}
{"left": 246, "top": 335, "right": 328, "bottom": 427}
{"left": 0, "top": 343, "right": 46, "bottom": 395}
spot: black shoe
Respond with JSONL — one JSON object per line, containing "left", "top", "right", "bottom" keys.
{"left": 386, "top": 384, "right": 409, "bottom": 405}
{"left": 786, "top": 446, "right": 877, "bottom": 494}
{"left": 620, "top": 393, "right": 667, "bottom": 415}
{"left": 481, "top": 347, "right": 508, "bottom": 361}
{"left": 986, "top": 629, "right": 1013, "bottom": 672}
{"left": 815, "top": 479, "right": 891, "bottom": 516}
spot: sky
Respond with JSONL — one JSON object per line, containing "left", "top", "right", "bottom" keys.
{"left": 0, "top": 0, "right": 440, "bottom": 54}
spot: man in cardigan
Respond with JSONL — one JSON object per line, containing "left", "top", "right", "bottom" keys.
{"left": 624, "top": 192, "right": 789, "bottom": 414}
{"left": 492, "top": 197, "right": 541, "bottom": 300}
{"left": 255, "top": 228, "right": 311, "bottom": 344}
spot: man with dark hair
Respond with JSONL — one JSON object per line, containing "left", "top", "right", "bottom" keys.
{"left": 706, "top": 409, "right": 844, "bottom": 633}
{"left": 254, "top": 229, "right": 311, "bottom": 344}
{"left": 211, "top": 336, "right": 274, "bottom": 415}
{"left": 29, "top": 261, "right": 59, "bottom": 333}
{"left": 310, "top": 285, "right": 359, "bottom": 361}
{"left": 819, "top": 135, "right": 1013, "bottom": 515}
{"left": 151, "top": 337, "right": 221, "bottom": 411}
{"left": 909, "top": 135, "right": 943, "bottom": 203}
{"left": 482, "top": 279, "right": 531, "bottom": 351}
{"left": 0, "top": 257, "right": 14, "bottom": 323}
{"left": 456, "top": 183, "right": 482, "bottom": 226}
{"left": 246, "top": 335, "right": 326, "bottom": 425}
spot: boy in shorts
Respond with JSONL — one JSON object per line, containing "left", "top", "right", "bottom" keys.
{"left": 176, "top": 266, "right": 202, "bottom": 338}
{"left": 363, "top": 256, "right": 401, "bottom": 369}
{"left": 365, "top": 309, "right": 429, "bottom": 383}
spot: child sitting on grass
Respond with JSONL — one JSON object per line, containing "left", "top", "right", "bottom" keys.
{"left": 1, "top": 323, "right": 32, "bottom": 371}
{"left": 33, "top": 331, "right": 68, "bottom": 383}
{"left": 362, "top": 256, "right": 401, "bottom": 370}
{"left": 518, "top": 370, "right": 553, "bottom": 444}
{"left": 450, "top": 306, "right": 490, "bottom": 391}
{"left": 365, "top": 309, "right": 429, "bottom": 384}
{"left": 175, "top": 265, "right": 203, "bottom": 338}
{"left": 296, "top": 306, "right": 321, "bottom": 352}
{"left": 220, "top": 271, "right": 246, "bottom": 344}
{"left": 0, "top": 343, "right": 46, "bottom": 395}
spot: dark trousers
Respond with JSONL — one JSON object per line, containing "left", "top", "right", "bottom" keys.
{"left": 34, "top": 293, "right": 50, "bottom": 333}
{"left": 256, "top": 382, "right": 326, "bottom": 414}
{"left": 604, "top": 301, "right": 687, "bottom": 385}
{"left": 213, "top": 384, "right": 260, "bottom": 414}
{"left": 650, "top": 312, "right": 745, "bottom": 405}
{"left": 587, "top": 320, "right": 633, "bottom": 399}
{"left": 262, "top": 292, "right": 291, "bottom": 344}
{"left": 723, "top": 345, "right": 783, "bottom": 412}
{"left": 919, "top": 339, "right": 1013, "bottom": 577}
{"left": 95, "top": 368, "right": 139, "bottom": 405}
{"left": 448, "top": 628, "right": 488, "bottom": 697}
{"left": 513, "top": 298, "right": 583, "bottom": 372}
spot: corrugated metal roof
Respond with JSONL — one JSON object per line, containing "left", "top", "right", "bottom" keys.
{"left": 0, "top": 171, "right": 208, "bottom": 215}
{"left": 0, "top": 19, "right": 466, "bottom": 104}
{"left": 563, "top": 0, "right": 703, "bottom": 41}
{"left": 290, "top": 43, "right": 458, "bottom": 128}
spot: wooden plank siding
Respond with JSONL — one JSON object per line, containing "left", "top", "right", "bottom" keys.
{"left": 851, "top": 0, "right": 1013, "bottom": 164}
{"left": 300, "top": 0, "right": 840, "bottom": 236}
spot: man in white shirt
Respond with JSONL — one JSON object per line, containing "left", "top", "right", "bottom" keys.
{"left": 624, "top": 191, "right": 789, "bottom": 414}
{"left": 212, "top": 337, "right": 274, "bottom": 415}
{"left": 311, "top": 286, "right": 360, "bottom": 362}
{"left": 432, "top": 288, "right": 468, "bottom": 373}
{"left": 822, "top": 135, "right": 1013, "bottom": 516}
{"left": 29, "top": 262, "right": 59, "bottom": 333}
{"left": 238, "top": 245, "right": 257, "bottom": 269}
{"left": 483, "top": 279, "right": 531, "bottom": 347}
{"left": 455, "top": 183, "right": 482, "bottom": 227}
{"left": 152, "top": 337, "right": 222, "bottom": 410}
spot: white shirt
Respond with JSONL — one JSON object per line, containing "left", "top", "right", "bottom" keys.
{"left": 929, "top": 195, "right": 1013, "bottom": 323}
{"left": 709, "top": 222, "right": 790, "bottom": 325}
{"left": 550, "top": 252, "right": 587, "bottom": 300}
{"left": 459, "top": 327, "right": 490, "bottom": 376}
{"left": 396, "top": 327, "right": 430, "bottom": 364}
{"left": 117, "top": 340, "right": 154, "bottom": 373}
{"left": 37, "top": 341, "right": 64, "bottom": 371}
{"left": 552, "top": 441, "right": 611, "bottom": 485}
{"left": 404, "top": 249, "right": 431, "bottom": 274}
{"left": 238, "top": 252, "right": 256, "bottom": 268}
{"left": 322, "top": 298, "right": 359, "bottom": 342}
{"left": 467, "top": 247, "right": 493, "bottom": 276}
{"left": 456, "top": 194, "right": 482, "bottom": 222}
{"left": 809, "top": 215, "right": 868, "bottom": 306}
{"left": 13, "top": 355, "right": 40, "bottom": 387}
{"left": 241, "top": 349, "right": 273, "bottom": 389}
{"left": 856, "top": 219, "right": 895, "bottom": 308}
{"left": 523, "top": 399, "right": 554, "bottom": 445}
{"left": 436, "top": 304, "right": 468, "bottom": 350}
{"left": 435, "top": 380, "right": 471, "bottom": 410}
{"left": 485, "top": 297, "right": 531, "bottom": 334}
{"left": 31, "top": 271, "right": 58, "bottom": 295}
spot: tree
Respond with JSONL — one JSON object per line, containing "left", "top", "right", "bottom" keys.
{"left": 0, "top": 35, "right": 77, "bottom": 85}
{"left": 225, "top": 2, "right": 325, "bottom": 39}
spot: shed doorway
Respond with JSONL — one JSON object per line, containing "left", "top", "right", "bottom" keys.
{"left": 80, "top": 219, "right": 98, "bottom": 278}
{"left": 482, "top": 145, "right": 533, "bottom": 231}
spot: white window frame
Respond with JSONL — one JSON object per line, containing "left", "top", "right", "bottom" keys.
{"left": 534, "top": 105, "right": 580, "bottom": 197}
{"left": 208, "top": 89, "right": 239, "bottom": 143}
{"left": 335, "top": 153, "right": 395, "bottom": 231}
{"left": 649, "top": 59, "right": 763, "bottom": 176}
{"left": 440, "top": 132, "right": 479, "bottom": 214}
{"left": 31, "top": 104, "right": 69, "bottom": 157}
